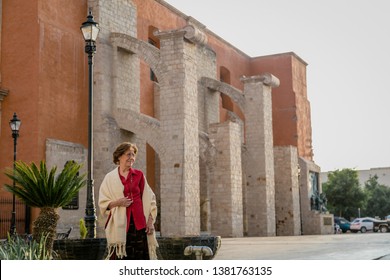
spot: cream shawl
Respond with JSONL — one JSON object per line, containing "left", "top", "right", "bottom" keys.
{"left": 98, "top": 168, "right": 158, "bottom": 259}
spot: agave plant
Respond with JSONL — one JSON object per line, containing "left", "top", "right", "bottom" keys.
{"left": 3, "top": 160, "right": 86, "bottom": 256}
{"left": 0, "top": 233, "right": 52, "bottom": 260}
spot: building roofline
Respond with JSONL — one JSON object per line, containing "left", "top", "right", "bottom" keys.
{"left": 157, "top": 0, "right": 307, "bottom": 62}
{"left": 252, "top": 52, "right": 308, "bottom": 66}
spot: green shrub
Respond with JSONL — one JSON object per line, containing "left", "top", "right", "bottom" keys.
{"left": 79, "top": 218, "right": 88, "bottom": 239}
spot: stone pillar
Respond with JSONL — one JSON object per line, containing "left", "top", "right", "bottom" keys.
{"left": 241, "top": 73, "right": 279, "bottom": 236}
{"left": 156, "top": 29, "right": 200, "bottom": 237}
{"left": 90, "top": 0, "right": 138, "bottom": 236}
{"left": 274, "top": 146, "right": 301, "bottom": 236}
{"left": 209, "top": 121, "right": 243, "bottom": 237}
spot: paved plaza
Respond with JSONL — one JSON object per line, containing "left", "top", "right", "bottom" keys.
{"left": 213, "top": 233, "right": 390, "bottom": 260}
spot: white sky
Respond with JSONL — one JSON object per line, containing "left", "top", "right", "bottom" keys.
{"left": 164, "top": 0, "right": 390, "bottom": 172}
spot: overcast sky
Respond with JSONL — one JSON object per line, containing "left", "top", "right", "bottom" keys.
{"left": 164, "top": 0, "right": 390, "bottom": 172}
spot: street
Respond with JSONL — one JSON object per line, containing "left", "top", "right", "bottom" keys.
{"left": 214, "top": 232, "right": 390, "bottom": 260}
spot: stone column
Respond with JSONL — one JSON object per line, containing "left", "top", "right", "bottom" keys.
{"left": 241, "top": 73, "right": 279, "bottom": 236}
{"left": 274, "top": 146, "right": 301, "bottom": 236}
{"left": 156, "top": 29, "right": 200, "bottom": 237}
{"left": 90, "top": 0, "right": 138, "bottom": 236}
{"left": 209, "top": 121, "right": 243, "bottom": 237}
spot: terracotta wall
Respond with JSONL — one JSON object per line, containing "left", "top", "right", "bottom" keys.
{"left": 1, "top": 0, "right": 40, "bottom": 184}
{"left": 250, "top": 53, "right": 313, "bottom": 160}
{"left": 0, "top": 0, "right": 88, "bottom": 224}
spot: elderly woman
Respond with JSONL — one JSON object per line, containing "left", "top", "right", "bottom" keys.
{"left": 98, "top": 142, "right": 158, "bottom": 260}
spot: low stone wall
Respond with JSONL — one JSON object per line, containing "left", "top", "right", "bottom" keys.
{"left": 53, "top": 235, "right": 221, "bottom": 260}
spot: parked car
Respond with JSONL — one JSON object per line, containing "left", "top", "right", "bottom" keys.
{"left": 385, "top": 215, "right": 390, "bottom": 221}
{"left": 373, "top": 219, "right": 390, "bottom": 233}
{"left": 334, "top": 216, "right": 351, "bottom": 233}
{"left": 350, "top": 217, "right": 377, "bottom": 233}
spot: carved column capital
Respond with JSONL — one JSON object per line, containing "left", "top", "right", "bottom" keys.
{"left": 182, "top": 24, "right": 207, "bottom": 45}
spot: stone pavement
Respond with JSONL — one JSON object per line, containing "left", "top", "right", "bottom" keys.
{"left": 212, "top": 234, "right": 390, "bottom": 260}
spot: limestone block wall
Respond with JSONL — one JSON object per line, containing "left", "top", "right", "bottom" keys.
{"left": 156, "top": 29, "right": 200, "bottom": 236}
{"left": 209, "top": 121, "right": 243, "bottom": 237}
{"left": 196, "top": 46, "right": 218, "bottom": 132}
{"left": 242, "top": 74, "right": 279, "bottom": 237}
{"left": 88, "top": 0, "right": 142, "bottom": 236}
{"left": 299, "top": 157, "right": 333, "bottom": 235}
{"left": 193, "top": 24, "right": 218, "bottom": 234}
{"left": 274, "top": 146, "right": 301, "bottom": 236}
{"left": 46, "top": 139, "right": 88, "bottom": 238}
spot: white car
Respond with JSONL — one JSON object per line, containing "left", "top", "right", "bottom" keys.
{"left": 350, "top": 217, "right": 376, "bottom": 233}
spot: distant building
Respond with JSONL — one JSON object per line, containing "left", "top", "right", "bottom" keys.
{"left": 320, "top": 167, "right": 390, "bottom": 187}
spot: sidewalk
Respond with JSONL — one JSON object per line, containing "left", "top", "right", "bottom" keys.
{"left": 213, "top": 234, "right": 390, "bottom": 260}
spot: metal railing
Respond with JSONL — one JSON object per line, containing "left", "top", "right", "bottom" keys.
{"left": 0, "top": 197, "right": 27, "bottom": 239}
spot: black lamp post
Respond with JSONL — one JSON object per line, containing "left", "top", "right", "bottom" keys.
{"left": 80, "top": 9, "right": 100, "bottom": 238}
{"left": 9, "top": 112, "right": 21, "bottom": 236}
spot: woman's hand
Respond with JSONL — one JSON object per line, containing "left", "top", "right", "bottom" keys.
{"left": 145, "top": 215, "right": 155, "bottom": 235}
{"left": 118, "top": 197, "right": 133, "bottom": 207}
{"left": 117, "top": 197, "right": 133, "bottom": 207}
{"left": 108, "top": 197, "right": 133, "bottom": 209}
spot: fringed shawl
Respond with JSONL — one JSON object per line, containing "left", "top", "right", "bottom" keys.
{"left": 98, "top": 168, "right": 158, "bottom": 259}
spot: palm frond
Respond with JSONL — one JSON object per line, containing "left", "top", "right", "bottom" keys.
{"left": 3, "top": 160, "right": 86, "bottom": 208}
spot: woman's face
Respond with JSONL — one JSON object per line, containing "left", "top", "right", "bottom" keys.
{"left": 118, "top": 147, "right": 136, "bottom": 169}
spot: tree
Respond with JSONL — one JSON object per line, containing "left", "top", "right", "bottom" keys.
{"left": 3, "top": 160, "right": 86, "bottom": 257}
{"left": 363, "top": 175, "right": 390, "bottom": 219}
{"left": 322, "top": 168, "right": 365, "bottom": 220}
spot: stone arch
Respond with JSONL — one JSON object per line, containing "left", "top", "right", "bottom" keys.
{"left": 109, "top": 32, "right": 168, "bottom": 158}
{"left": 114, "top": 108, "right": 164, "bottom": 158}
{"left": 110, "top": 32, "right": 162, "bottom": 78}
{"left": 200, "top": 76, "right": 245, "bottom": 114}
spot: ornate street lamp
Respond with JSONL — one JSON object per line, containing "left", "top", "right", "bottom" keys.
{"left": 80, "top": 9, "right": 100, "bottom": 238}
{"left": 9, "top": 112, "right": 21, "bottom": 236}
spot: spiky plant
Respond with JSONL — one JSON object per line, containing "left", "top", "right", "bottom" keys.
{"left": 3, "top": 160, "right": 86, "bottom": 256}
{"left": 0, "top": 233, "right": 52, "bottom": 260}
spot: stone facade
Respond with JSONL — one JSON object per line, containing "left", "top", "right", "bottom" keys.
{"left": 46, "top": 139, "right": 88, "bottom": 239}
{"left": 0, "top": 0, "right": 330, "bottom": 239}
{"left": 57, "top": 0, "right": 330, "bottom": 238}
{"left": 209, "top": 121, "right": 243, "bottom": 237}
{"left": 241, "top": 75, "right": 278, "bottom": 237}
{"left": 274, "top": 146, "right": 301, "bottom": 236}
